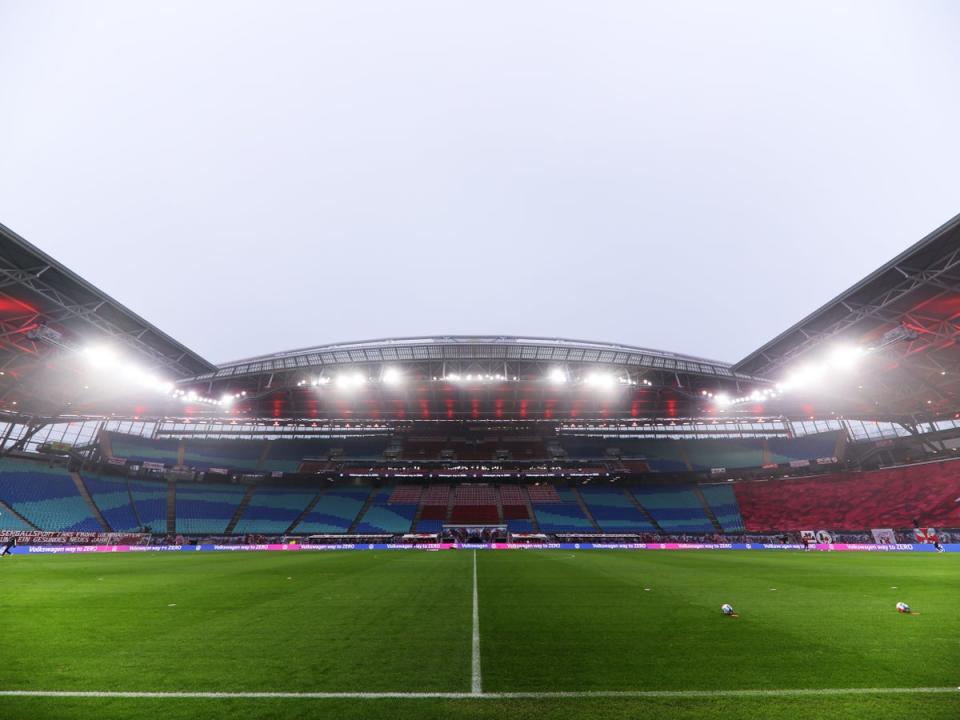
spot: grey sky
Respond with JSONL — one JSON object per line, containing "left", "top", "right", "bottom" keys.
{"left": 1, "top": 1, "right": 958, "bottom": 366}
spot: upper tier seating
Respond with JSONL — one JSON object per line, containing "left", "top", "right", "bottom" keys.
{"left": 295, "top": 488, "right": 371, "bottom": 533}
{"left": 635, "top": 440, "right": 690, "bottom": 472}
{"left": 530, "top": 487, "right": 594, "bottom": 532}
{"left": 182, "top": 440, "right": 263, "bottom": 472}
{"left": 81, "top": 475, "right": 142, "bottom": 531}
{"left": 734, "top": 460, "right": 960, "bottom": 531}
{"left": 0, "top": 460, "right": 101, "bottom": 531}
{"left": 261, "top": 438, "right": 393, "bottom": 472}
{"left": 698, "top": 483, "right": 745, "bottom": 532}
{"left": 233, "top": 487, "right": 317, "bottom": 534}
{"left": 579, "top": 486, "right": 655, "bottom": 532}
{"left": 765, "top": 431, "right": 843, "bottom": 465}
{"left": 174, "top": 483, "right": 247, "bottom": 534}
{"left": 106, "top": 432, "right": 180, "bottom": 465}
{"left": 683, "top": 439, "right": 764, "bottom": 471}
{"left": 631, "top": 485, "right": 715, "bottom": 532}
{"left": 355, "top": 490, "right": 416, "bottom": 533}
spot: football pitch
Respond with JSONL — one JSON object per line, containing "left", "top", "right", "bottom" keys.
{"left": 0, "top": 550, "right": 957, "bottom": 719}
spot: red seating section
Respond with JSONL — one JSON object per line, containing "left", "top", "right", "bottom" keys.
{"left": 450, "top": 485, "right": 499, "bottom": 523}
{"left": 419, "top": 485, "right": 449, "bottom": 520}
{"left": 735, "top": 460, "right": 960, "bottom": 531}
{"left": 499, "top": 485, "right": 529, "bottom": 520}
{"left": 525, "top": 484, "right": 560, "bottom": 503}
{"left": 388, "top": 485, "right": 422, "bottom": 504}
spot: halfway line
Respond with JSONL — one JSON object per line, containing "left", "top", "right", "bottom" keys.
{"left": 471, "top": 549, "right": 482, "bottom": 695}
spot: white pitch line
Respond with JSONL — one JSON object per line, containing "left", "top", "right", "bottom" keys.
{"left": 0, "top": 688, "right": 955, "bottom": 700}
{"left": 471, "top": 549, "right": 482, "bottom": 695}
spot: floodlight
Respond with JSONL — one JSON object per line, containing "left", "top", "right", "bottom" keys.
{"left": 547, "top": 367, "right": 567, "bottom": 384}
{"left": 382, "top": 367, "right": 403, "bottom": 386}
{"left": 585, "top": 371, "right": 615, "bottom": 389}
{"left": 828, "top": 344, "right": 863, "bottom": 370}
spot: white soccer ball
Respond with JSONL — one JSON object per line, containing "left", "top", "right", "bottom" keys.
{"left": 896, "top": 602, "right": 911, "bottom": 614}
{"left": 721, "top": 603, "right": 735, "bottom": 615}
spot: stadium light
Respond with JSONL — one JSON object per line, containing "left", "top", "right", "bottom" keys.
{"left": 547, "top": 367, "right": 567, "bottom": 384}
{"left": 336, "top": 371, "right": 367, "bottom": 389}
{"left": 382, "top": 367, "right": 403, "bottom": 386}
{"left": 827, "top": 344, "right": 864, "bottom": 370}
{"left": 584, "top": 371, "right": 615, "bottom": 389}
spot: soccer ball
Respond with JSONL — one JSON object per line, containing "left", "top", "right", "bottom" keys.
{"left": 896, "top": 602, "right": 911, "bottom": 614}
{"left": 721, "top": 603, "right": 735, "bottom": 615}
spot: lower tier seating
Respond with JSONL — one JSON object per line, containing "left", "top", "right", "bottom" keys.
{"left": 0, "top": 460, "right": 101, "bottom": 531}
{"left": 355, "top": 490, "right": 416, "bottom": 533}
{"left": 174, "top": 483, "right": 247, "bottom": 535}
{"left": 233, "top": 487, "right": 317, "bottom": 534}
{"left": 631, "top": 485, "right": 715, "bottom": 533}
{"left": 699, "top": 483, "right": 745, "bottom": 532}
{"left": 531, "top": 488, "right": 594, "bottom": 532}
{"left": 82, "top": 475, "right": 142, "bottom": 531}
{"left": 734, "top": 461, "right": 960, "bottom": 531}
{"left": 579, "top": 486, "right": 655, "bottom": 532}
{"left": 296, "top": 488, "right": 371, "bottom": 533}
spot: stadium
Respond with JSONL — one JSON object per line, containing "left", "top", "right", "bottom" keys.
{"left": 0, "top": 212, "right": 958, "bottom": 720}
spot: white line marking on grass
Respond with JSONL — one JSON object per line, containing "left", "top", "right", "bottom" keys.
{"left": 472, "top": 549, "right": 482, "bottom": 695}
{"left": 0, "top": 688, "right": 955, "bottom": 700}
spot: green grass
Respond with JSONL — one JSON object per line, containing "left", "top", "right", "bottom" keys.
{"left": 0, "top": 550, "right": 957, "bottom": 719}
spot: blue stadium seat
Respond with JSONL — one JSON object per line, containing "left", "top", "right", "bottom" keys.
{"left": 0, "top": 459, "right": 101, "bottom": 531}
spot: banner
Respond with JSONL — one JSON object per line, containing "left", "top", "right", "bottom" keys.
{"left": 914, "top": 527, "right": 938, "bottom": 543}
{"left": 789, "top": 459, "right": 810, "bottom": 468}
{"left": 10, "top": 541, "right": 959, "bottom": 555}
{"left": 800, "top": 530, "right": 817, "bottom": 544}
{"left": 871, "top": 528, "right": 897, "bottom": 545}
{"left": 142, "top": 461, "right": 165, "bottom": 471}
{"left": 106, "top": 456, "right": 127, "bottom": 466}
{"left": 815, "top": 530, "right": 833, "bottom": 543}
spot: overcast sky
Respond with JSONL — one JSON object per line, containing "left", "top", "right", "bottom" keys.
{"left": 1, "top": 1, "right": 958, "bottom": 366}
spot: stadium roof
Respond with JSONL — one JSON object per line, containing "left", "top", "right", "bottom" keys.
{"left": 733, "top": 212, "right": 960, "bottom": 421}
{"left": 201, "top": 336, "right": 751, "bottom": 382}
{"left": 0, "top": 214, "right": 958, "bottom": 425}
{"left": 0, "top": 222, "right": 215, "bottom": 379}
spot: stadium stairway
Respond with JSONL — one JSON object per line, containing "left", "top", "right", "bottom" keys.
{"left": 521, "top": 487, "right": 541, "bottom": 533}
{"left": 622, "top": 488, "right": 662, "bottom": 533}
{"left": 166, "top": 482, "right": 176, "bottom": 534}
{"left": 285, "top": 491, "right": 325, "bottom": 534}
{"left": 0, "top": 498, "right": 38, "bottom": 530}
{"left": 71, "top": 472, "right": 111, "bottom": 531}
{"left": 348, "top": 488, "right": 379, "bottom": 532}
{"left": 571, "top": 486, "right": 602, "bottom": 531}
{"left": 495, "top": 487, "right": 504, "bottom": 525}
{"left": 224, "top": 486, "right": 257, "bottom": 534}
{"left": 412, "top": 494, "right": 426, "bottom": 529}
{"left": 692, "top": 485, "right": 724, "bottom": 534}
{"left": 445, "top": 489, "right": 456, "bottom": 524}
